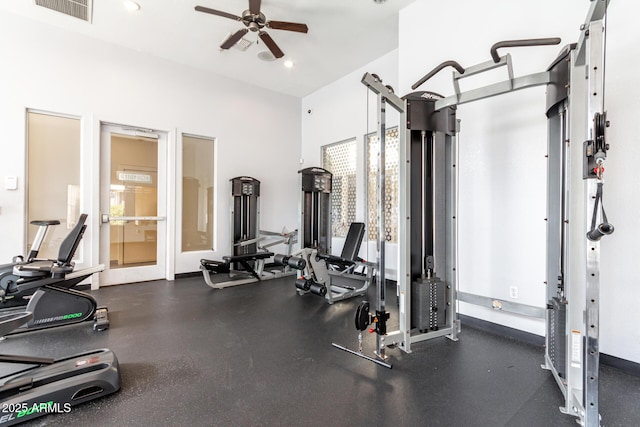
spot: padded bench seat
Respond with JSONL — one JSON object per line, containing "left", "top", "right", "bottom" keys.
{"left": 201, "top": 252, "right": 274, "bottom": 281}
{"left": 222, "top": 252, "right": 274, "bottom": 263}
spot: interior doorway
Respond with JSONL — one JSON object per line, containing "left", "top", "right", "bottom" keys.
{"left": 99, "top": 124, "right": 167, "bottom": 285}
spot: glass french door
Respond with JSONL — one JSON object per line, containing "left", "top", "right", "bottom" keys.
{"left": 99, "top": 124, "right": 167, "bottom": 285}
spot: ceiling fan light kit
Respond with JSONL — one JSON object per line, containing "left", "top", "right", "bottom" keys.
{"left": 195, "top": 0, "right": 308, "bottom": 60}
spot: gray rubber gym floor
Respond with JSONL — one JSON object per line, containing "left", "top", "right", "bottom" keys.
{"left": 2, "top": 276, "right": 639, "bottom": 426}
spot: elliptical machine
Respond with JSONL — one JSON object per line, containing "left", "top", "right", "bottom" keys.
{"left": 0, "top": 214, "right": 108, "bottom": 333}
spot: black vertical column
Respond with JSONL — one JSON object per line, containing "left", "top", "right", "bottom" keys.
{"left": 230, "top": 177, "right": 260, "bottom": 260}
{"left": 299, "top": 167, "right": 332, "bottom": 254}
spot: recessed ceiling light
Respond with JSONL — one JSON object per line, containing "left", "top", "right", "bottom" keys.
{"left": 122, "top": 0, "right": 141, "bottom": 11}
{"left": 283, "top": 59, "right": 295, "bottom": 68}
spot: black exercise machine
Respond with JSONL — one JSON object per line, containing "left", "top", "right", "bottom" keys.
{"left": 299, "top": 167, "right": 332, "bottom": 254}
{"left": 201, "top": 176, "right": 300, "bottom": 289}
{"left": 0, "top": 214, "right": 108, "bottom": 333}
{"left": 284, "top": 168, "right": 375, "bottom": 304}
{"left": 0, "top": 311, "right": 120, "bottom": 425}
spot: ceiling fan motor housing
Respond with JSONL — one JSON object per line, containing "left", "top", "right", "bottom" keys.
{"left": 242, "top": 10, "right": 266, "bottom": 31}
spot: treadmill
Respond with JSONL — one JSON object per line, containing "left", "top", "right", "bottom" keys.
{"left": 0, "top": 311, "right": 120, "bottom": 425}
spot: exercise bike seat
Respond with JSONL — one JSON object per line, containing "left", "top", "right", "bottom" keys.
{"left": 13, "top": 214, "right": 87, "bottom": 279}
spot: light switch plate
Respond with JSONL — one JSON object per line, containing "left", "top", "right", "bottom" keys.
{"left": 4, "top": 176, "right": 17, "bottom": 190}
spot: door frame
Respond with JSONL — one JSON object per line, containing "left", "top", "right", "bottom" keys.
{"left": 96, "top": 122, "right": 173, "bottom": 286}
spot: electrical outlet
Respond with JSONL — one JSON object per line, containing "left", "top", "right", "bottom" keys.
{"left": 509, "top": 286, "right": 519, "bottom": 299}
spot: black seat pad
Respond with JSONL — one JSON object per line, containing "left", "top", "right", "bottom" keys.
{"left": 222, "top": 252, "right": 274, "bottom": 263}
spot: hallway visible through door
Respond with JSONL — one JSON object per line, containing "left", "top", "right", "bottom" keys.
{"left": 99, "top": 124, "right": 167, "bottom": 285}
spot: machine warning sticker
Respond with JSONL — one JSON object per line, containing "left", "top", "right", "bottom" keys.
{"left": 571, "top": 330, "right": 582, "bottom": 368}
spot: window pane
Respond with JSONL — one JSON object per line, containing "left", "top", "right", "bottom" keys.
{"left": 322, "top": 139, "right": 357, "bottom": 238}
{"left": 26, "top": 112, "right": 81, "bottom": 259}
{"left": 367, "top": 127, "right": 399, "bottom": 243}
{"left": 182, "top": 135, "right": 215, "bottom": 252}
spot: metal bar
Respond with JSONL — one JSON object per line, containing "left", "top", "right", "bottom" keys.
{"left": 447, "top": 124, "right": 461, "bottom": 341}
{"left": 410, "top": 327, "right": 456, "bottom": 344}
{"left": 564, "top": 47, "right": 587, "bottom": 421}
{"left": 575, "top": 0, "right": 610, "bottom": 66}
{"left": 397, "top": 107, "right": 412, "bottom": 353}
{"left": 489, "top": 38, "right": 561, "bottom": 64}
{"left": 435, "top": 72, "right": 551, "bottom": 111}
{"left": 376, "top": 94, "right": 387, "bottom": 360}
{"left": 457, "top": 291, "right": 546, "bottom": 319}
{"left": 331, "top": 343, "right": 393, "bottom": 369}
{"left": 107, "top": 216, "right": 166, "bottom": 222}
{"left": 412, "top": 60, "right": 466, "bottom": 90}
{"left": 235, "top": 236, "right": 267, "bottom": 247}
{"left": 65, "top": 264, "right": 105, "bottom": 280}
{"left": 583, "top": 17, "right": 606, "bottom": 427}
{"left": 453, "top": 55, "right": 509, "bottom": 80}
{"left": 361, "top": 73, "right": 405, "bottom": 112}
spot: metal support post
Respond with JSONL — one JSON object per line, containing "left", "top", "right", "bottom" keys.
{"left": 375, "top": 94, "right": 388, "bottom": 361}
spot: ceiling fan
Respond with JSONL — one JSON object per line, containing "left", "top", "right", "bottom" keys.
{"left": 194, "top": 0, "right": 309, "bottom": 59}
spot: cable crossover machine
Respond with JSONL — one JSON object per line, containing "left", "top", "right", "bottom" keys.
{"left": 333, "top": 2, "right": 613, "bottom": 426}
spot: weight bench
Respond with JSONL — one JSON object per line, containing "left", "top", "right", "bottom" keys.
{"left": 201, "top": 251, "right": 274, "bottom": 281}
{"left": 324, "top": 222, "right": 366, "bottom": 275}
{"left": 202, "top": 250, "right": 301, "bottom": 289}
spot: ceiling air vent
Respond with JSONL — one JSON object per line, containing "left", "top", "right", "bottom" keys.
{"left": 34, "top": 0, "right": 93, "bottom": 23}
{"left": 234, "top": 38, "right": 253, "bottom": 52}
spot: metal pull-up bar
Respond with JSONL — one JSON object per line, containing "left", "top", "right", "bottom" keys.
{"left": 489, "top": 37, "right": 561, "bottom": 63}
{"left": 411, "top": 60, "right": 466, "bottom": 90}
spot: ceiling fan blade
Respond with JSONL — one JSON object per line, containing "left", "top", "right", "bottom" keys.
{"left": 259, "top": 31, "right": 284, "bottom": 59}
{"left": 248, "top": 0, "right": 261, "bottom": 15}
{"left": 221, "top": 28, "right": 249, "bottom": 50}
{"left": 266, "top": 21, "right": 308, "bottom": 33}
{"left": 194, "top": 5, "right": 241, "bottom": 21}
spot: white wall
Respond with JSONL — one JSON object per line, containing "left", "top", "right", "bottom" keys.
{"left": 0, "top": 11, "right": 301, "bottom": 276}
{"left": 301, "top": 50, "right": 401, "bottom": 275}
{"left": 398, "top": 0, "right": 640, "bottom": 363}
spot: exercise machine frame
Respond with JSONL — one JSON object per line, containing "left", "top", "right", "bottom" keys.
{"left": 0, "top": 214, "right": 108, "bottom": 333}
{"left": 342, "top": 2, "right": 611, "bottom": 425}
{"left": 201, "top": 176, "right": 298, "bottom": 289}
{"left": 291, "top": 222, "right": 376, "bottom": 304}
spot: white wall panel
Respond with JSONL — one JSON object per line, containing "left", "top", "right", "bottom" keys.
{"left": 0, "top": 11, "right": 301, "bottom": 277}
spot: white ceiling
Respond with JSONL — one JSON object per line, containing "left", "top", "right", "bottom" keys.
{"left": 0, "top": 0, "right": 414, "bottom": 98}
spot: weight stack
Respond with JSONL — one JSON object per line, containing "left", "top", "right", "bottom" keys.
{"left": 411, "top": 276, "right": 446, "bottom": 332}
{"left": 547, "top": 297, "right": 567, "bottom": 378}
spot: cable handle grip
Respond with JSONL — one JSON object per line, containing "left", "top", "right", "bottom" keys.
{"left": 411, "top": 60, "right": 466, "bottom": 90}
{"left": 490, "top": 37, "right": 562, "bottom": 63}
